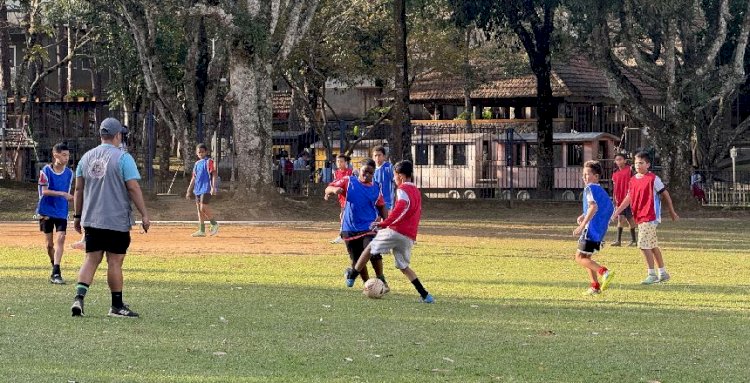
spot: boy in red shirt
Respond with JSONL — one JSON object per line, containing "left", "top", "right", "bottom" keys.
{"left": 612, "top": 151, "right": 679, "bottom": 284}
{"left": 330, "top": 154, "right": 353, "bottom": 244}
{"left": 345, "top": 160, "right": 434, "bottom": 303}
{"left": 611, "top": 153, "right": 637, "bottom": 246}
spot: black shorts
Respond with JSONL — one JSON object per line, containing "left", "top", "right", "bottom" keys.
{"left": 195, "top": 193, "right": 212, "bottom": 204}
{"left": 577, "top": 238, "right": 602, "bottom": 255}
{"left": 619, "top": 206, "right": 633, "bottom": 219}
{"left": 84, "top": 227, "right": 131, "bottom": 254}
{"left": 39, "top": 217, "right": 67, "bottom": 233}
{"left": 342, "top": 230, "right": 382, "bottom": 263}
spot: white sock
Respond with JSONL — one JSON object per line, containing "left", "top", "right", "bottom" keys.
{"left": 647, "top": 268, "right": 656, "bottom": 276}
{"left": 658, "top": 267, "right": 667, "bottom": 275}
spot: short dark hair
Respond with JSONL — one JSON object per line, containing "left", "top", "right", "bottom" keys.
{"left": 584, "top": 160, "right": 603, "bottom": 176}
{"left": 52, "top": 143, "right": 68, "bottom": 152}
{"left": 394, "top": 160, "right": 413, "bottom": 178}
{"left": 614, "top": 152, "right": 627, "bottom": 160}
{"left": 336, "top": 153, "right": 349, "bottom": 161}
{"left": 196, "top": 143, "right": 209, "bottom": 151}
{"left": 361, "top": 158, "right": 376, "bottom": 168}
{"left": 635, "top": 151, "right": 651, "bottom": 164}
{"left": 372, "top": 145, "right": 386, "bottom": 156}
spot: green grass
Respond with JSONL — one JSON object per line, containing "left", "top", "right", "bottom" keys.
{"left": 1, "top": 216, "right": 749, "bottom": 382}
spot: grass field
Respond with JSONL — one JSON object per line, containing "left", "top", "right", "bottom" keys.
{"left": 1, "top": 213, "right": 749, "bottom": 382}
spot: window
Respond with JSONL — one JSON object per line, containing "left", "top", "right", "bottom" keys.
{"left": 553, "top": 144, "right": 563, "bottom": 167}
{"left": 433, "top": 144, "right": 447, "bottom": 165}
{"left": 415, "top": 144, "right": 429, "bottom": 165}
{"left": 567, "top": 143, "right": 583, "bottom": 166}
{"left": 453, "top": 144, "right": 467, "bottom": 165}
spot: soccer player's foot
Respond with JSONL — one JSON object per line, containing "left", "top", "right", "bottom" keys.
{"left": 50, "top": 274, "right": 65, "bottom": 285}
{"left": 330, "top": 236, "right": 343, "bottom": 244}
{"left": 71, "top": 297, "right": 84, "bottom": 317}
{"left": 600, "top": 270, "right": 615, "bottom": 291}
{"left": 344, "top": 268, "right": 355, "bottom": 287}
{"left": 71, "top": 240, "right": 85, "bottom": 250}
{"left": 108, "top": 305, "right": 140, "bottom": 318}
{"left": 209, "top": 224, "right": 219, "bottom": 236}
{"left": 658, "top": 272, "right": 671, "bottom": 283}
{"left": 584, "top": 287, "right": 601, "bottom": 296}
{"left": 610, "top": 241, "right": 622, "bottom": 247}
{"left": 191, "top": 230, "right": 206, "bottom": 237}
{"left": 383, "top": 283, "right": 391, "bottom": 294}
{"left": 641, "top": 274, "right": 659, "bottom": 285}
{"left": 627, "top": 241, "right": 637, "bottom": 247}
{"left": 420, "top": 294, "right": 435, "bottom": 303}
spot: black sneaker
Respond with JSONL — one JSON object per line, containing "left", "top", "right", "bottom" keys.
{"left": 71, "top": 297, "right": 84, "bottom": 317}
{"left": 108, "top": 305, "right": 139, "bottom": 318}
{"left": 50, "top": 274, "right": 65, "bottom": 285}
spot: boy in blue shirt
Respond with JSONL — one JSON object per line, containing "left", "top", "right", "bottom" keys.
{"left": 186, "top": 143, "right": 219, "bottom": 237}
{"left": 573, "top": 161, "right": 615, "bottom": 295}
{"left": 37, "top": 143, "right": 74, "bottom": 284}
{"left": 372, "top": 146, "right": 394, "bottom": 212}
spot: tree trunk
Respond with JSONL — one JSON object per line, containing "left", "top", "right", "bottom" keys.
{"left": 57, "top": 25, "right": 68, "bottom": 98}
{"left": 0, "top": 3, "right": 10, "bottom": 92}
{"left": 228, "top": 55, "right": 275, "bottom": 196}
{"left": 158, "top": 118, "right": 171, "bottom": 179}
{"left": 391, "top": 0, "right": 411, "bottom": 162}
{"left": 534, "top": 60, "right": 555, "bottom": 199}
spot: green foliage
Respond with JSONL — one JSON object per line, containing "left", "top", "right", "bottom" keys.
{"left": 66, "top": 89, "right": 89, "bottom": 98}
{"left": 232, "top": 4, "right": 270, "bottom": 58}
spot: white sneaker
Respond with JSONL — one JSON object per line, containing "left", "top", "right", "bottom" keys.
{"left": 641, "top": 274, "right": 659, "bottom": 285}
{"left": 658, "top": 272, "right": 670, "bottom": 283}
{"left": 330, "top": 236, "right": 343, "bottom": 244}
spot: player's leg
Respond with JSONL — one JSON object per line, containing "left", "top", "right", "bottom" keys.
{"left": 71, "top": 249, "right": 104, "bottom": 317}
{"left": 192, "top": 196, "right": 206, "bottom": 237}
{"left": 104, "top": 230, "right": 137, "bottom": 317}
{"left": 41, "top": 218, "right": 55, "bottom": 266}
{"left": 346, "top": 242, "right": 373, "bottom": 287}
{"left": 638, "top": 222, "right": 659, "bottom": 284}
{"left": 612, "top": 216, "right": 624, "bottom": 246}
{"left": 51, "top": 221, "right": 67, "bottom": 284}
{"left": 201, "top": 195, "right": 219, "bottom": 235}
{"left": 652, "top": 246, "right": 670, "bottom": 282}
{"left": 392, "top": 234, "right": 432, "bottom": 303}
{"left": 575, "top": 248, "right": 613, "bottom": 293}
{"left": 345, "top": 236, "right": 370, "bottom": 285}
{"left": 625, "top": 209, "right": 637, "bottom": 246}
{"left": 364, "top": 235, "right": 388, "bottom": 290}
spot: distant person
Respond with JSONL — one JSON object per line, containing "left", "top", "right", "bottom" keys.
{"left": 346, "top": 160, "right": 434, "bottom": 303}
{"left": 330, "top": 154, "right": 353, "bottom": 244}
{"left": 611, "top": 153, "right": 637, "bottom": 246}
{"left": 186, "top": 143, "right": 219, "bottom": 237}
{"left": 574, "top": 161, "right": 615, "bottom": 295}
{"left": 71, "top": 117, "right": 150, "bottom": 318}
{"left": 372, "top": 146, "right": 394, "bottom": 213}
{"left": 691, "top": 169, "right": 706, "bottom": 204}
{"left": 612, "top": 151, "right": 679, "bottom": 285}
{"left": 36, "top": 143, "right": 74, "bottom": 284}
{"left": 294, "top": 151, "right": 309, "bottom": 170}
{"left": 325, "top": 159, "right": 388, "bottom": 288}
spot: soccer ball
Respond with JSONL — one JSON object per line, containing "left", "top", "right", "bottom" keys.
{"left": 362, "top": 278, "right": 386, "bottom": 299}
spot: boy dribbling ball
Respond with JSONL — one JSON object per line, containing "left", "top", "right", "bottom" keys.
{"left": 186, "top": 143, "right": 219, "bottom": 237}
{"left": 574, "top": 161, "right": 615, "bottom": 295}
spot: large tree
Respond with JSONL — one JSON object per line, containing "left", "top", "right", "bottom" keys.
{"left": 450, "top": 0, "right": 560, "bottom": 198}
{"left": 565, "top": 0, "right": 750, "bottom": 189}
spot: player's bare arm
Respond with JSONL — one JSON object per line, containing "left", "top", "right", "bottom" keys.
{"left": 660, "top": 190, "right": 679, "bottom": 221}
{"left": 73, "top": 177, "right": 85, "bottom": 234}
{"left": 126, "top": 179, "right": 151, "bottom": 232}
{"left": 574, "top": 201, "right": 597, "bottom": 236}
{"left": 612, "top": 195, "right": 631, "bottom": 222}
{"left": 324, "top": 186, "right": 343, "bottom": 201}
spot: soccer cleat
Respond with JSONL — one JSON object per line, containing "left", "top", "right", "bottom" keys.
{"left": 108, "top": 305, "right": 140, "bottom": 318}
{"left": 50, "top": 274, "right": 65, "bottom": 285}
{"left": 584, "top": 287, "right": 601, "bottom": 296}
{"left": 600, "top": 270, "right": 615, "bottom": 291}
{"left": 71, "top": 298, "right": 84, "bottom": 317}
{"left": 191, "top": 230, "right": 206, "bottom": 237}
{"left": 209, "top": 224, "right": 219, "bottom": 236}
{"left": 610, "top": 241, "right": 622, "bottom": 247}
{"left": 330, "top": 236, "right": 343, "bottom": 244}
{"left": 658, "top": 272, "right": 671, "bottom": 283}
{"left": 641, "top": 274, "right": 660, "bottom": 285}
{"left": 344, "top": 268, "right": 355, "bottom": 287}
{"left": 420, "top": 294, "right": 435, "bottom": 303}
{"left": 628, "top": 241, "right": 638, "bottom": 247}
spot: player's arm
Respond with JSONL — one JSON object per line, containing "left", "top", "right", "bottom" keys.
{"left": 73, "top": 176, "right": 85, "bottom": 234}
{"left": 324, "top": 185, "right": 343, "bottom": 200}
{"left": 574, "top": 201, "right": 597, "bottom": 236}
{"left": 659, "top": 189, "right": 679, "bottom": 221}
{"left": 378, "top": 192, "right": 409, "bottom": 229}
{"left": 186, "top": 171, "right": 196, "bottom": 199}
{"left": 126, "top": 179, "right": 150, "bottom": 231}
{"left": 40, "top": 185, "right": 73, "bottom": 200}
{"left": 612, "top": 194, "right": 631, "bottom": 221}
{"left": 210, "top": 161, "right": 218, "bottom": 195}
{"left": 375, "top": 195, "right": 387, "bottom": 220}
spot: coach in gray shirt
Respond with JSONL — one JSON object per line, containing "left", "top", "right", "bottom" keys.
{"left": 71, "top": 117, "right": 150, "bottom": 318}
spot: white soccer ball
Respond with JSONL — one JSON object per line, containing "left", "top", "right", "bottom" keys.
{"left": 362, "top": 278, "right": 386, "bottom": 299}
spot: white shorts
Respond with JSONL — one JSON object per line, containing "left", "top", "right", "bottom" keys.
{"left": 370, "top": 228, "right": 414, "bottom": 270}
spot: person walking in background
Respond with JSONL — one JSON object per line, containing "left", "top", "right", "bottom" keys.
{"left": 71, "top": 117, "right": 150, "bottom": 318}
{"left": 36, "top": 143, "right": 74, "bottom": 284}
{"left": 186, "top": 143, "right": 219, "bottom": 237}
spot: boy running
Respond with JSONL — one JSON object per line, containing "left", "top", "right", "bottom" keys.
{"left": 611, "top": 153, "right": 637, "bottom": 246}
{"left": 346, "top": 160, "right": 434, "bottom": 303}
{"left": 325, "top": 159, "right": 388, "bottom": 287}
{"left": 37, "top": 143, "right": 74, "bottom": 284}
{"left": 612, "top": 151, "right": 679, "bottom": 284}
{"left": 574, "top": 161, "right": 615, "bottom": 295}
{"left": 330, "top": 154, "right": 353, "bottom": 244}
{"left": 186, "top": 143, "right": 219, "bottom": 237}
{"left": 372, "top": 146, "right": 394, "bottom": 212}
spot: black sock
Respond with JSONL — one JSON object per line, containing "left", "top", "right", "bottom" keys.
{"left": 112, "top": 292, "right": 124, "bottom": 308}
{"left": 349, "top": 269, "right": 360, "bottom": 280}
{"left": 377, "top": 275, "right": 387, "bottom": 284}
{"left": 75, "top": 282, "right": 89, "bottom": 298}
{"left": 616, "top": 227, "right": 623, "bottom": 242}
{"left": 630, "top": 228, "right": 637, "bottom": 242}
{"left": 411, "top": 278, "right": 429, "bottom": 299}
{"left": 52, "top": 264, "right": 61, "bottom": 275}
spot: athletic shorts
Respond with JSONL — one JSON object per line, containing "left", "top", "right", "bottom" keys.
{"left": 39, "top": 217, "right": 67, "bottom": 233}
{"left": 84, "top": 226, "right": 131, "bottom": 254}
{"left": 577, "top": 238, "right": 602, "bottom": 255}
{"left": 637, "top": 222, "right": 659, "bottom": 250}
{"left": 195, "top": 193, "right": 212, "bottom": 204}
{"left": 341, "top": 231, "right": 382, "bottom": 263}
{"left": 369, "top": 228, "right": 414, "bottom": 269}
{"left": 619, "top": 206, "right": 633, "bottom": 219}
